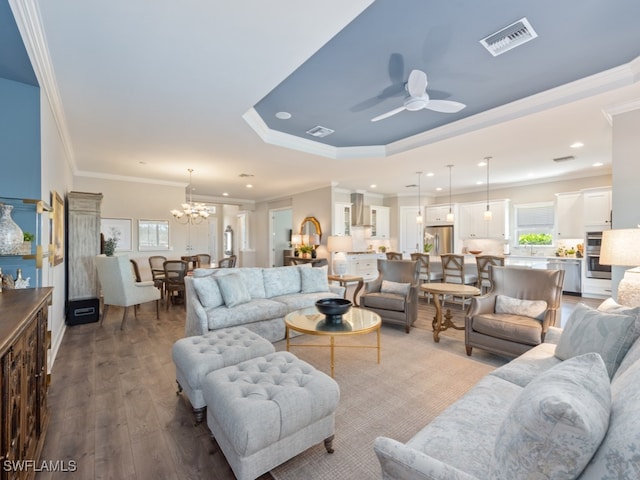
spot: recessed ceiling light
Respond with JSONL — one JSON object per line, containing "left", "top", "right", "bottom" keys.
{"left": 570, "top": 142, "right": 584, "bottom": 148}
{"left": 436, "top": 187, "right": 443, "bottom": 191}
{"left": 426, "top": 172, "right": 434, "bottom": 177}
{"left": 275, "top": 111, "right": 291, "bottom": 120}
{"left": 478, "top": 161, "right": 487, "bottom": 167}
{"left": 593, "top": 162, "right": 603, "bottom": 167}
{"left": 139, "top": 161, "right": 147, "bottom": 165}
{"left": 370, "top": 184, "right": 377, "bottom": 189}
{"left": 246, "top": 184, "right": 253, "bottom": 188}
{"left": 222, "top": 192, "right": 229, "bottom": 196}
{"left": 476, "top": 181, "right": 483, "bottom": 185}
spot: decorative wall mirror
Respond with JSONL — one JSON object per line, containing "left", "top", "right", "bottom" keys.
{"left": 300, "top": 216, "right": 322, "bottom": 247}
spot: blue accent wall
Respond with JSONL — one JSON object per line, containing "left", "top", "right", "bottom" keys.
{"left": 0, "top": 76, "right": 41, "bottom": 286}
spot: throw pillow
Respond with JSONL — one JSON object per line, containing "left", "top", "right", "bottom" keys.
{"left": 491, "top": 352, "right": 611, "bottom": 480}
{"left": 555, "top": 303, "right": 638, "bottom": 378}
{"left": 495, "top": 295, "right": 547, "bottom": 320}
{"left": 300, "top": 265, "right": 329, "bottom": 293}
{"left": 381, "top": 280, "right": 410, "bottom": 296}
{"left": 215, "top": 273, "right": 251, "bottom": 308}
{"left": 191, "top": 275, "right": 224, "bottom": 309}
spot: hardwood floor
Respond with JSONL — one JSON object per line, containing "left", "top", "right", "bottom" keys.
{"left": 36, "top": 293, "right": 602, "bottom": 480}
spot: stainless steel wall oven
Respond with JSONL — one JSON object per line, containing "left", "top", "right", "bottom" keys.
{"left": 585, "top": 231, "right": 612, "bottom": 279}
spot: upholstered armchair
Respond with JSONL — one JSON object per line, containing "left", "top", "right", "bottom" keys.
{"left": 465, "top": 266, "right": 565, "bottom": 358}
{"left": 360, "top": 259, "right": 420, "bottom": 333}
{"left": 95, "top": 254, "right": 161, "bottom": 329}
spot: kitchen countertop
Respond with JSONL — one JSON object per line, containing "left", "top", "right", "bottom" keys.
{"left": 506, "top": 255, "right": 584, "bottom": 261}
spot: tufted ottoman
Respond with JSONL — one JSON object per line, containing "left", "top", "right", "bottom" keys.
{"left": 172, "top": 327, "right": 275, "bottom": 424}
{"left": 202, "top": 351, "right": 340, "bottom": 480}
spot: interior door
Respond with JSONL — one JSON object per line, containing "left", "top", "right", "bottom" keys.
{"left": 400, "top": 206, "right": 421, "bottom": 257}
{"left": 270, "top": 208, "right": 293, "bottom": 267}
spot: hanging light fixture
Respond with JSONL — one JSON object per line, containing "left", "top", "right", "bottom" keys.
{"left": 446, "top": 164, "right": 454, "bottom": 222}
{"left": 416, "top": 171, "right": 423, "bottom": 224}
{"left": 170, "top": 169, "right": 214, "bottom": 224}
{"left": 483, "top": 157, "right": 493, "bottom": 221}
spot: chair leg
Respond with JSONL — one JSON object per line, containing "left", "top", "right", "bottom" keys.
{"left": 100, "top": 304, "right": 110, "bottom": 327}
{"left": 156, "top": 300, "right": 159, "bottom": 319}
{"left": 120, "top": 306, "right": 130, "bottom": 330}
{"left": 466, "top": 345, "right": 472, "bottom": 356}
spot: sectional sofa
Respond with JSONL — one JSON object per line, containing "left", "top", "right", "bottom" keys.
{"left": 184, "top": 264, "right": 344, "bottom": 341}
{"left": 374, "top": 298, "right": 640, "bottom": 479}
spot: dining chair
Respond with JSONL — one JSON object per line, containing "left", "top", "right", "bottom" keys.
{"left": 95, "top": 254, "right": 161, "bottom": 329}
{"left": 385, "top": 252, "right": 403, "bottom": 260}
{"left": 440, "top": 254, "right": 479, "bottom": 307}
{"left": 163, "top": 260, "right": 188, "bottom": 310}
{"left": 218, "top": 255, "right": 237, "bottom": 268}
{"left": 195, "top": 253, "right": 212, "bottom": 268}
{"left": 410, "top": 253, "right": 443, "bottom": 303}
{"left": 475, "top": 255, "right": 505, "bottom": 294}
{"left": 148, "top": 255, "right": 167, "bottom": 299}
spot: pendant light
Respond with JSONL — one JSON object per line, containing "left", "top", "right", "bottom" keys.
{"left": 416, "top": 171, "right": 423, "bottom": 224}
{"left": 483, "top": 157, "right": 492, "bottom": 221}
{"left": 446, "top": 164, "right": 454, "bottom": 222}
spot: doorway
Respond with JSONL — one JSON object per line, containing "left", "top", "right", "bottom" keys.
{"left": 399, "top": 206, "right": 422, "bottom": 257}
{"left": 270, "top": 208, "right": 293, "bottom": 267}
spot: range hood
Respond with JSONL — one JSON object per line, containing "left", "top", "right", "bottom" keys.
{"left": 350, "top": 193, "right": 372, "bottom": 227}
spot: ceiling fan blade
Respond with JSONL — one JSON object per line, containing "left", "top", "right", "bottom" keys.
{"left": 407, "top": 69, "right": 427, "bottom": 97}
{"left": 425, "top": 100, "right": 466, "bottom": 113}
{"left": 371, "top": 106, "right": 406, "bottom": 122}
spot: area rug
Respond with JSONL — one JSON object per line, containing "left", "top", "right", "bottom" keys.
{"left": 270, "top": 319, "right": 507, "bottom": 480}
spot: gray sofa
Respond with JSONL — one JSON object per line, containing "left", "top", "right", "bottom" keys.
{"left": 374, "top": 298, "right": 640, "bottom": 479}
{"left": 185, "top": 264, "right": 344, "bottom": 341}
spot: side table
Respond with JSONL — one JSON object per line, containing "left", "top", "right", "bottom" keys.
{"left": 328, "top": 274, "right": 364, "bottom": 307}
{"left": 420, "top": 283, "right": 480, "bottom": 342}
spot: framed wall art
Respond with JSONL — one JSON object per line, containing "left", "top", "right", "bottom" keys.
{"left": 100, "top": 218, "right": 132, "bottom": 252}
{"left": 51, "top": 190, "right": 64, "bottom": 266}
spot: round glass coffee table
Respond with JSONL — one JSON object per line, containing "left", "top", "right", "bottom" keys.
{"left": 285, "top": 306, "right": 381, "bottom": 377}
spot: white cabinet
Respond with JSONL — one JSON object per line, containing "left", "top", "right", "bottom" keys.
{"left": 425, "top": 204, "right": 453, "bottom": 224}
{"left": 458, "top": 200, "right": 508, "bottom": 239}
{"left": 583, "top": 188, "right": 612, "bottom": 228}
{"left": 370, "top": 205, "right": 389, "bottom": 239}
{"left": 333, "top": 202, "right": 351, "bottom": 236}
{"left": 346, "top": 253, "right": 379, "bottom": 282}
{"left": 555, "top": 192, "right": 584, "bottom": 239}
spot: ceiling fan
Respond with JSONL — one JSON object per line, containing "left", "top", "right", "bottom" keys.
{"left": 371, "top": 69, "right": 466, "bottom": 122}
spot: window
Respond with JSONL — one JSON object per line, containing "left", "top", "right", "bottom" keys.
{"left": 514, "top": 203, "right": 554, "bottom": 245}
{"left": 138, "top": 219, "right": 169, "bottom": 250}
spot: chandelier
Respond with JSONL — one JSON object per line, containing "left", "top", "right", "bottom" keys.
{"left": 170, "top": 169, "right": 213, "bottom": 224}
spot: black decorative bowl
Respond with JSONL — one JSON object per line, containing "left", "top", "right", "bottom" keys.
{"left": 315, "top": 298, "right": 352, "bottom": 324}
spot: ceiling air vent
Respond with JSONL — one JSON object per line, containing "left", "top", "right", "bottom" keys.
{"left": 553, "top": 155, "right": 576, "bottom": 162}
{"left": 306, "top": 125, "right": 334, "bottom": 138}
{"left": 480, "top": 17, "right": 538, "bottom": 57}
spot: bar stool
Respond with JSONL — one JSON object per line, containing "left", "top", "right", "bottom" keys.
{"left": 440, "top": 254, "right": 478, "bottom": 307}
{"left": 410, "top": 253, "right": 443, "bottom": 303}
{"left": 475, "top": 255, "right": 505, "bottom": 294}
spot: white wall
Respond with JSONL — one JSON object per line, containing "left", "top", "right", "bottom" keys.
{"left": 40, "top": 91, "right": 74, "bottom": 367}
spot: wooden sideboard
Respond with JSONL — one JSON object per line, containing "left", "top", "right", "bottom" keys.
{"left": 0, "top": 288, "right": 52, "bottom": 480}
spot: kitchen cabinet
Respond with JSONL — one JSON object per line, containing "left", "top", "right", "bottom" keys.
{"left": 425, "top": 204, "right": 453, "bottom": 224}
{"left": 1, "top": 288, "right": 52, "bottom": 480}
{"left": 345, "top": 253, "right": 381, "bottom": 282}
{"left": 370, "top": 205, "right": 389, "bottom": 239}
{"left": 583, "top": 188, "right": 612, "bottom": 228}
{"left": 333, "top": 202, "right": 351, "bottom": 236}
{"left": 458, "top": 200, "right": 508, "bottom": 239}
{"left": 555, "top": 192, "right": 584, "bottom": 239}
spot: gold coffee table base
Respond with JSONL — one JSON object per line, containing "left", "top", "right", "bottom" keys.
{"left": 285, "top": 306, "right": 381, "bottom": 377}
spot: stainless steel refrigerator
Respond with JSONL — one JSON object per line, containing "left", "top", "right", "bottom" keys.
{"left": 424, "top": 225, "right": 454, "bottom": 255}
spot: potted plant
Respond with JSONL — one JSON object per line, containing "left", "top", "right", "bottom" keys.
{"left": 423, "top": 243, "right": 433, "bottom": 253}
{"left": 298, "top": 244, "right": 313, "bottom": 259}
{"left": 103, "top": 228, "right": 120, "bottom": 256}
{"left": 19, "top": 232, "right": 35, "bottom": 255}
